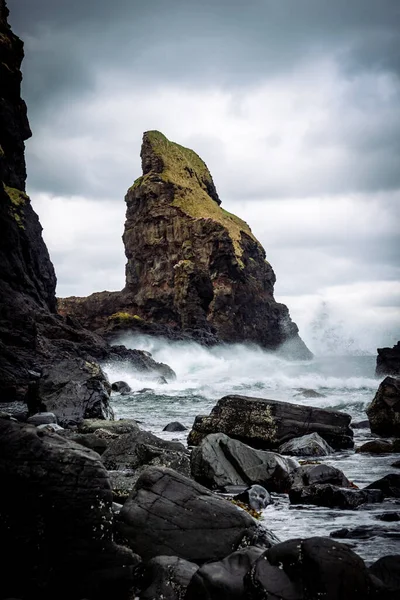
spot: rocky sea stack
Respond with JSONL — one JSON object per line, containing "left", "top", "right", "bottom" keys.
{"left": 59, "top": 131, "right": 311, "bottom": 358}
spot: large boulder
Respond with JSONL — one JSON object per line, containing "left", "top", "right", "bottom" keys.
{"left": 289, "top": 463, "right": 352, "bottom": 491}
{"left": 188, "top": 395, "right": 353, "bottom": 450}
{"left": 0, "top": 418, "right": 138, "bottom": 599}
{"left": 366, "top": 377, "right": 400, "bottom": 437}
{"left": 101, "top": 429, "right": 191, "bottom": 477}
{"left": 133, "top": 555, "right": 198, "bottom": 600}
{"left": 27, "top": 357, "right": 114, "bottom": 427}
{"left": 289, "top": 483, "right": 383, "bottom": 509}
{"left": 117, "top": 466, "right": 278, "bottom": 563}
{"left": 191, "top": 432, "right": 294, "bottom": 492}
{"left": 369, "top": 555, "right": 400, "bottom": 599}
{"left": 279, "top": 432, "right": 334, "bottom": 457}
{"left": 365, "top": 474, "right": 400, "bottom": 498}
{"left": 376, "top": 341, "right": 400, "bottom": 376}
{"left": 185, "top": 546, "right": 264, "bottom": 600}
{"left": 245, "top": 537, "right": 374, "bottom": 600}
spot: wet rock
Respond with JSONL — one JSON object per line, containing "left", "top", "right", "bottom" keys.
{"left": 134, "top": 555, "right": 198, "bottom": 600}
{"left": 0, "top": 418, "right": 137, "bottom": 599}
{"left": 366, "top": 376, "right": 400, "bottom": 437}
{"left": 392, "top": 460, "right": 400, "bottom": 468}
{"left": 188, "top": 395, "right": 353, "bottom": 450}
{"left": 279, "top": 432, "right": 334, "bottom": 457}
{"left": 294, "top": 388, "right": 326, "bottom": 398}
{"left": 289, "top": 483, "right": 383, "bottom": 509}
{"left": 190, "top": 432, "right": 293, "bottom": 492}
{"left": 376, "top": 341, "right": 400, "bottom": 376}
{"left": 289, "top": 463, "right": 352, "bottom": 491}
{"left": 351, "top": 419, "right": 371, "bottom": 429}
{"left": 356, "top": 439, "right": 399, "bottom": 453}
{"left": 365, "top": 474, "right": 400, "bottom": 498}
{"left": 101, "top": 429, "right": 191, "bottom": 477}
{"left": 66, "top": 432, "right": 109, "bottom": 455}
{"left": 111, "top": 380, "right": 132, "bottom": 394}
{"left": 376, "top": 512, "right": 400, "bottom": 522}
{"left": 185, "top": 546, "right": 264, "bottom": 600}
{"left": 27, "top": 411, "right": 57, "bottom": 426}
{"left": 245, "top": 537, "right": 374, "bottom": 600}
{"left": 78, "top": 418, "right": 139, "bottom": 435}
{"left": 29, "top": 358, "right": 113, "bottom": 428}
{"left": 163, "top": 421, "right": 188, "bottom": 432}
{"left": 330, "top": 525, "right": 400, "bottom": 540}
{"left": 369, "top": 555, "right": 400, "bottom": 597}
{"left": 117, "top": 466, "right": 278, "bottom": 562}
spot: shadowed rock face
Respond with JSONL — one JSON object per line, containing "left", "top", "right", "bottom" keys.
{"left": 59, "top": 131, "right": 312, "bottom": 357}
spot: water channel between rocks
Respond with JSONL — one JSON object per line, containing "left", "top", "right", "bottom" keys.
{"left": 102, "top": 334, "right": 400, "bottom": 564}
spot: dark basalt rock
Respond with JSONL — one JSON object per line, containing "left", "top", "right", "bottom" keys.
{"left": 163, "top": 421, "right": 188, "bottom": 432}
{"left": 185, "top": 546, "right": 264, "bottom": 600}
{"left": 0, "top": 417, "right": 138, "bottom": 599}
{"left": 351, "top": 419, "right": 371, "bottom": 429}
{"left": 289, "top": 483, "right": 383, "bottom": 509}
{"left": 111, "top": 380, "right": 132, "bottom": 394}
{"left": 245, "top": 537, "right": 374, "bottom": 600}
{"left": 376, "top": 341, "right": 400, "bottom": 376}
{"left": 365, "top": 474, "right": 400, "bottom": 498}
{"left": 289, "top": 464, "right": 352, "bottom": 491}
{"left": 366, "top": 377, "right": 400, "bottom": 437}
{"left": 190, "top": 432, "right": 294, "bottom": 492}
{"left": 369, "top": 555, "right": 400, "bottom": 597}
{"left": 133, "top": 555, "right": 198, "bottom": 600}
{"left": 188, "top": 395, "right": 353, "bottom": 450}
{"left": 356, "top": 439, "right": 400, "bottom": 454}
{"left": 101, "top": 429, "right": 191, "bottom": 478}
{"left": 279, "top": 432, "right": 334, "bottom": 457}
{"left": 117, "top": 466, "right": 278, "bottom": 563}
{"left": 376, "top": 512, "right": 400, "bottom": 522}
{"left": 330, "top": 525, "right": 400, "bottom": 540}
{"left": 57, "top": 131, "right": 312, "bottom": 358}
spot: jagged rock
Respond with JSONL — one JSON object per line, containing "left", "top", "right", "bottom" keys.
{"left": 367, "top": 377, "right": 400, "bottom": 437}
{"left": 57, "top": 131, "right": 312, "bottom": 357}
{"left": 190, "top": 432, "right": 293, "bottom": 492}
{"left": 365, "top": 474, "right": 400, "bottom": 498}
{"left": 0, "top": 418, "right": 138, "bottom": 599}
{"left": 185, "top": 546, "right": 264, "bottom": 600}
{"left": 279, "top": 432, "right": 334, "bottom": 457}
{"left": 245, "top": 537, "right": 374, "bottom": 600}
{"left": 376, "top": 341, "right": 400, "bottom": 376}
{"left": 117, "top": 466, "right": 278, "bottom": 562}
{"left": 163, "top": 421, "right": 188, "bottom": 432}
{"left": 133, "top": 556, "right": 198, "bottom": 600}
{"left": 28, "top": 358, "right": 114, "bottom": 427}
{"left": 188, "top": 395, "right": 353, "bottom": 450}
{"left": 101, "top": 429, "right": 191, "bottom": 477}
{"left": 289, "top": 464, "right": 352, "bottom": 491}
{"left": 289, "top": 483, "right": 383, "bottom": 509}
{"left": 111, "top": 380, "right": 132, "bottom": 394}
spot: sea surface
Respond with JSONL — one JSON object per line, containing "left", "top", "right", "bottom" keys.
{"left": 102, "top": 334, "right": 400, "bottom": 564}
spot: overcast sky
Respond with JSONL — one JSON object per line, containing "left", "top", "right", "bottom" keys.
{"left": 8, "top": 0, "right": 400, "bottom": 354}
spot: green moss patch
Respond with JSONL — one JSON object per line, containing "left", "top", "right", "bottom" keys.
{"left": 4, "top": 184, "right": 28, "bottom": 228}
{"left": 108, "top": 312, "right": 142, "bottom": 324}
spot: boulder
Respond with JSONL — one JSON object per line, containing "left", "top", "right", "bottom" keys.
{"left": 117, "top": 466, "right": 278, "bottom": 562}
{"left": 279, "top": 432, "right": 334, "bottom": 457}
{"left": 365, "top": 474, "right": 400, "bottom": 498}
{"left": 185, "top": 546, "right": 264, "bottom": 600}
{"left": 163, "top": 421, "right": 188, "bottom": 432}
{"left": 376, "top": 512, "right": 400, "bottom": 522}
{"left": 330, "top": 525, "right": 400, "bottom": 540}
{"left": 188, "top": 395, "right": 353, "bottom": 450}
{"left": 351, "top": 419, "right": 370, "bottom": 429}
{"left": 289, "top": 464, "right": 352, "bottom": 491}
{"left": 111, "top": 380, "right": 132, "bottom": 394}
{"left": 0, "top": 418, "right": 138, "bottom": 599}
{"left": 376, "top": 341, "right": 400, "bottom": 376}
{"left": 294, "top": 388, "right": 326, "bottom": 398}
{"left": 356, "top": 439, "right": 400, "bottom": 453}
{"left": 369, "top": 555, "right": 400, "bottom": 597}
{"left": 190, "top": 432, "right": 293, "bottom": 492}
{"left": 366, "top": 377, "right": 400, "bottom": 437}
{"left": 289, "top": 483, "right": 383, "bottom": 509}
{"left": 134, "top": 555, "right": 198, "bottom": 600}
{"left": 28, "top": 358, "right": 113, "bottom": 427}
{"left": 245, "top": 537, "right": 374, "bottom": 600}
{"left": 392, "top": 460, "right": 400, "bottom": 468}
{"left": 27, "top": 411, "right": 57, "bottom": 426}
{"left": 101, "top": 429, "right": 191, "bottom": 477}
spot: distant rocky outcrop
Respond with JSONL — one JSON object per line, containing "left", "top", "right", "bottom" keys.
{"left": 0, "top": 1, "right": 173, "bottom": 409}
{"left": 58, "top": 131, "right": 312, "bottom": 358}
{"left": 367, "top": 377, "right": 400, "bottom": 437}
{"left": 376, "top": 341, "right": 400, "bottom": 376}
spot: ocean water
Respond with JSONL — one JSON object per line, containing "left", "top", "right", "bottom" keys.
{"left": 102, "top": 334, "right": 400, "bottom": 563}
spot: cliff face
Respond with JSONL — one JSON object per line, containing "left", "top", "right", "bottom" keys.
{"left": 60, "top": 131, "right": 311, "bottom": 358}
{"left": 0, "top": 2, "right": 173, "bottom": 403}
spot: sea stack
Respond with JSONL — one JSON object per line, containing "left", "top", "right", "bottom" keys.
{"left": 59, "top": 131, "right": 311, "bottom": 358}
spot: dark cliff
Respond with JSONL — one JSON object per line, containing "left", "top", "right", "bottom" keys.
{"left": 59, "top": 131, "right": 311, "bottom": 358}
{"left": 0, "top": 3, "right": 173, "bottom": 403}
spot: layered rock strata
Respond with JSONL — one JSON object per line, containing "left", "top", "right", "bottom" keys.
{"left": 59, "top": 131, "right": 312, "bottom": 358}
